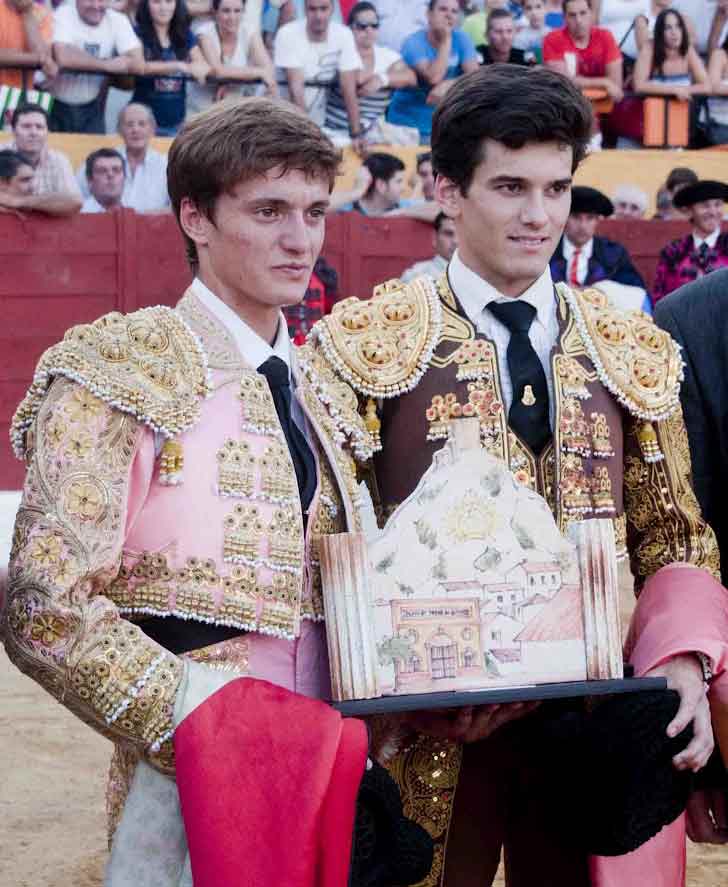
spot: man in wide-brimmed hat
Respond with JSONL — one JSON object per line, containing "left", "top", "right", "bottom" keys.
{"left": 550, "top": 185, "right": 649, "bottom": 310}
{"left": 652, "top": 179, "right": 728, "bottom": 305}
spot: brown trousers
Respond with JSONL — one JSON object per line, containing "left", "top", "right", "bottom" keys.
{"left": 443, "top": 716, "right": 590, "bottom": 887}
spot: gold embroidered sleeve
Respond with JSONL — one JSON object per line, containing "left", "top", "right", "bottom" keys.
{"left": 623, "top": 404, "right": 720, "bottom": 592}
{"left": 3, "top": 378, "right": 183, "bottom": 771}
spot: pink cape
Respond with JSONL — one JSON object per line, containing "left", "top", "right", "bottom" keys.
{"left": 174, "top": 678, "right": 368, "bottom": 887}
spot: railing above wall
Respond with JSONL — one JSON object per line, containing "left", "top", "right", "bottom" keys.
{"left": 0, "top": 210, "right": 697, "bottom": 487}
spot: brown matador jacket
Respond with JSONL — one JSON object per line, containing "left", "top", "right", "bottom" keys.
{"left": 302, "top": 273, "right": 720, "bottom": 885}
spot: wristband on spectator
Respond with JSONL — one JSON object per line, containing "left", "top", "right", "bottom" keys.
{"left": 349, "top": 129, "right": 362, "bottom": 138}
{"left": 379, "top": 70, "right": 390, "bottom": 89}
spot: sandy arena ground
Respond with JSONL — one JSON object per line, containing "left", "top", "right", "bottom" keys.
{"left": 1, "top": 491, "right": 727, "bottom": 887}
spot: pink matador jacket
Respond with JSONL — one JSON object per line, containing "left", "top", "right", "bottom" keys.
{"left": 303, "top": 273, "right": 728, "bottom": 887}
{"left": 1, "top": 287, "right": 376, "bottom": 824}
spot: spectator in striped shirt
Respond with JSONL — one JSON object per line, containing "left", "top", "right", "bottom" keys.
{"left": 323, "top": 1, "right": 416, "bottom": 144}
{"left": 0, "top": 103, "right": 82, "bottom": 215}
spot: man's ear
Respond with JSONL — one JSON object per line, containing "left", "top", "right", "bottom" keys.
{"left": 435, "top": 175, "right": 462, "bottom": 221}
{"left": 179, "top": 196, "right": 212, "bottom": 251}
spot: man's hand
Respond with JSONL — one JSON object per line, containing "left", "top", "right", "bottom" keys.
{"left": 358, "top": 74, "right": 385, "bottom": 97}
{"left": 408, "top": 701, "right": 540, "bottom": 744}
{"left": 686, "top": 789, "right": 728, "bottom": 844}
{"left": 426, "top": 78, "right": 455, "bottom": 106}
{"left": 645, "top": 653, "right": 714, "bottom": 772}
{"left": 105, "top": 55, "right": 131, "bottom": 75}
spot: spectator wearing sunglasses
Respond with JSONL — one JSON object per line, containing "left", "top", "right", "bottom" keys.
{"left": 324, "top": 1, "right": 417, "bottom": 142}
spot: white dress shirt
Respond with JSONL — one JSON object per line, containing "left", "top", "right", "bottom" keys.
{"left": 448, "top": 250, "right": 559, "bottom": 425}
{"left": 189, "top": 278, "right": 311, "bottom": 440}
{"left": 561, "top": 236, "right": 593, "bottom": 287}
{"left": 191, "top": 277, "right": 291, "bottom": 370}
{"left": 692, "top": 228, "right": 721, "bottom": 251}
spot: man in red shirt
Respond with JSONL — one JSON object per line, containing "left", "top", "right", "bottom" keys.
{"left": 543, "top": 0, "right": 622, "bottom": 145}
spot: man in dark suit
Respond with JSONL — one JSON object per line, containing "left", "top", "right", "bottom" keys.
{"left": 550, "top": 186, "right": 648, "bottom": 306}
{"left": 654, "top": 268, "right": 728, "bottom": 846}
{"left": 654, "top": 269, "right": 728, "bottom": 585}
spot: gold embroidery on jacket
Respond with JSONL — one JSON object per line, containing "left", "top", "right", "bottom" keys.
{"left": 216, "top": 439, "right": 257, "bottom": 498}
{"left": 5, "top": 378, "right": 182, "bottom": 771}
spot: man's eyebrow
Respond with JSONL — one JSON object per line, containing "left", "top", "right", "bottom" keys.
{"left": 486, "top": 176, "right": 573, "bottom": 187}
{"left": 246, "top": 196, "right": 331, "bottom": 210}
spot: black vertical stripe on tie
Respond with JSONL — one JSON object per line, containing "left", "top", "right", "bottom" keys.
{"left": 488, "top": 300, "right": 551, "bottom": 455}
{"left": 257, "top": 355, "right": 317, "bottom": 514}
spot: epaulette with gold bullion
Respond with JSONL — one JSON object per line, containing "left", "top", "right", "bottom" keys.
{"left": 11, "top": 305, "right": 211, "bottom": 459}
{"left": 310, "top": 275, "right": 443, "bottom": 399}
{"left": 560, "top": 283, "right": 684, "bottom": 422}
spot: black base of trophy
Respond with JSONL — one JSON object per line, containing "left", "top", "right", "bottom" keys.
{"left": 331, "top": 674, "right": 667, "bottom": 717}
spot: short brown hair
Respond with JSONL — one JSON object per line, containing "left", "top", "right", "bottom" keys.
{"left": 431, "top": 65, "right": 592, "bottom": 195}
{"left": 168, "top": 98, "right": 341, "bottom": 267}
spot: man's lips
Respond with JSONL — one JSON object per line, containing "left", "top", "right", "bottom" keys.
{"left": 273, "top": 264, "right": 310, "bottom": 276}
{"left": 508, "top": 235, "right": 550, "bottom": 246}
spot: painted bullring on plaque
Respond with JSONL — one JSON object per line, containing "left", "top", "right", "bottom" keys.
{"left": 320, "top": 417, "right": 624, "bottom": 707}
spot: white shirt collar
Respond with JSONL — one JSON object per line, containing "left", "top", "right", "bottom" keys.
{"left": 448, "top": 249, "right": 556, "bottom": 331}
{"left": 562, "top": 235, "right": 594, "bottom": 262}
{"left": 693, "top": 228, "right": 721, "bottom": 250}
{"left": 190, "top": 277, "right": 291, "bottom": 370}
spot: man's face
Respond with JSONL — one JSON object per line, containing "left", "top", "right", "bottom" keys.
{"left": 689, "top": 199, "right": 724, "bottom": 238}
{"left": 434, "top": 218, "right": 457, "bottom": 261}
{"left": 1, "top": 164, "right": 35, "bottom": 197}
{"left": 565, "top": 211, "right": 600, "bottom": 247}
{"left": 613, "top": 197, "right": 644, "bottom": 219}
{"left": 524, "top": 0, "right": 545, "bottom": 28}
{"left": 436, "top": 139, "right": 573, "bottom": 297}
{"left": 13, "top": 112, "right": 48, "bottom": 160}
{"left": 189, "top": 167, "right": 330, "bottom": 316}
{"left": 120, "top": 106, "right": 154, "bottom": 151}
{"left": 564, "top": 0, "right": 592, "bottom": 41}
{"left": 305, "top": 0, "right": 333, "bottom": 38}
{"left": 418, "top": 160, "right": 435, "bottom": 201}
{"left": 77, "top": 0, "right": 108, "bottom": 25}
{"left": 428, "top": 0, "right": 459, "bottom": 32}
{"left": 89, "top": 156, "right": 125, "bottom": 205}
{"left": 488, "top": 17, "right": 514, "bottom": 55}
{"left": 380, "top": 170, "right": 405, "bottom": 209}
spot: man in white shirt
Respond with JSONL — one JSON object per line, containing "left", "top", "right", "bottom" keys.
{"left": 76, "top": 103, "right": 170, "bottom": 212}
{"left": 50, "top": 0, "right": 142, "bottom": 134}
{"left": 81, "top": 147, "right": 125, "bottom": 212}
{"left": 274, "top": 0, "right": 363, "bottom": 144}
{"left": 401, "top": 211, "right": 457, "bottom": 281}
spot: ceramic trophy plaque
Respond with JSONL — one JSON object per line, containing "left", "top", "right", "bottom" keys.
{"left": 320, "top": 418, "right": 661, "bottom": 713}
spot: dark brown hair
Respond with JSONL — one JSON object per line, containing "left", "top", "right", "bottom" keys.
{"left": 431, "top": 64, "right": 592, "bottom": 195}
{"left": 168, "top": 98, "right": 341, "bottom": 267}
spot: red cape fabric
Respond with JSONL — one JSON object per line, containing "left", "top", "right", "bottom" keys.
{"left": 174, "top": 678, "right": 368, "bottom": 887}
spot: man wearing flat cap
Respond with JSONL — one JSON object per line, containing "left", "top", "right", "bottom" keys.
{"left": 550, "top": 185, "right": 649, "bottom": 310}
{"left": 652, "top": 180, "right": 728, "bottom": 306}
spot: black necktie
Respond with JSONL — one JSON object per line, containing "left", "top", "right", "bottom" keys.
{"left": 258, "top": 356, "right": 316, "bottom": 515}
{"left": 697, "top": 241, "right": 710, "bottom": 271}
{"left": 487, "top": 300, "right": 551, "bottom": 455}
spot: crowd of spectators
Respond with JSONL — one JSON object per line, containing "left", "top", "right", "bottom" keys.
{"left": 1, "top": 0, "right": 728, "bottom": 149}
{"left": 0, "top": 0, "right": 727, "bottom": 318}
